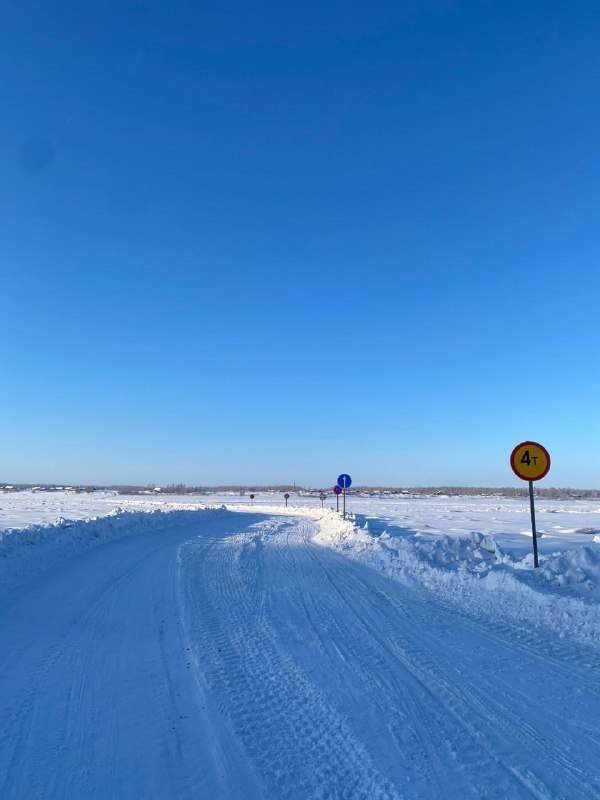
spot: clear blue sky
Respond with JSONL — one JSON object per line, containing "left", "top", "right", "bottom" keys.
{"left": 2, "top": 1, "right": 600, "bottom": 487}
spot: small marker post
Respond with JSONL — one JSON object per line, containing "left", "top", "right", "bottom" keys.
{"left": 283, "top": 492, "right": 290, "bottom": 507}
{"left": 249, "top": 493, "right": 255, "bottom": 505}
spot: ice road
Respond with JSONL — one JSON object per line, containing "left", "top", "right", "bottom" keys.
{"left": 1, "top": 509, "right": 599, "bottom": 799}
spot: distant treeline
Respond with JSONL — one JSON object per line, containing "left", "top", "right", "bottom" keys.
{"left": 123, "top": 484, "right": 600, "bottom": 500}
{"left": 3, "top": 483, "right": 600, "bottom": 500}
{"left": 136, "top": 484, "right": 298, "bottom": 494}
{"left": 352, "top": 486, "right": 600, "bottom": 499}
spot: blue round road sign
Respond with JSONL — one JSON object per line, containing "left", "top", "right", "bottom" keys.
{"left": 337, "top": 474, "right": 352, "bottom": 489}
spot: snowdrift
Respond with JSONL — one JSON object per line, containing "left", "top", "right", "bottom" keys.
{"left": 313, "top": 510, "right": 600, "bottom": 646}
{"left": 0, "top": 505, "right": 226, "bottom": 599}
{"left": 2, "top": 501, "right": 599, "bottom": 647}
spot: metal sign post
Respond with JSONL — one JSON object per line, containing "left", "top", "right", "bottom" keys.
{"left": 337, "top": 474, "right": 352, "bottom": 520}
{"left": 249, "top": 493, "right": 255, "bottom": 505}
{"left": 333, "top": 485, "right": 342, "bottom": 512}
{"left": 528, "top": 480, "right": 539, "bottom": 568}
{"left": 319, "top": 492, "right": 326, "bottom": 508}
{"left": 283, "top": 492, "right": 290, "bottom": 507}
{"left": 510, "top": 441, "right": 551, "bottom": 568}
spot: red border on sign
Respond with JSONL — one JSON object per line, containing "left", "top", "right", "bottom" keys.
{"left": 510, "top": 440, "right": 551, "bottom": 482}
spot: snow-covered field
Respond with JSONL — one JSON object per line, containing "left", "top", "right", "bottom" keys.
{"left": 3, "top": 489, "right": 600, "bottom": 587}
{"left": 3, "top": 489, "right": 600, "bottom": 553}
{"left": 1, "top": 490, "right": 599, "bottom": 797}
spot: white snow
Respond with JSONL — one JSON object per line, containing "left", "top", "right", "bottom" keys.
{"left": 0, "top": 503, "right": 226, "bottom": 600}
{"left": 312, "top": 509, "right": 600, "bottom": 646}
{"left": 1, "top": 491, "right": 599, "bottom": 797}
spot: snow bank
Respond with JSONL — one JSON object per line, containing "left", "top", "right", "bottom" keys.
{"left": 0, "top": 505, "right": 226, "bottom": 599}
{"left": 313, "top": 510, "right": 600, "bottom": 647}
{"left": 4, "top": 498, "right": 599, "bottom": 647}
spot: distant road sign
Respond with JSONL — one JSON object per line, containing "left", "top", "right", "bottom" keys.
{"left": 337, "top": 474, "right": 352, "bottom": 489}
{"left": 510, "top": 441, "right": 551, "bottom": 482}
{"left": 333, "top": 486, "right": 342, "bottom": 495}
{"left": 319, "top": 492, "right": 326, "bottom": 500}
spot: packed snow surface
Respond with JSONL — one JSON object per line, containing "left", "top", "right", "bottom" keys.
{"left": 1, "top": 491, "right": 599, "bottom": 797}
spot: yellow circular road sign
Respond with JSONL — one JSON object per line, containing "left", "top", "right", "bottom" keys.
{"left": 510, "top": 441, "right": 551, "bottom": 482}
{"left": 283, "top": 493, "right": 290, "bottom": 499}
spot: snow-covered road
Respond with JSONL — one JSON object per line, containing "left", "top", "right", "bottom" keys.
{"left": 1, "top": 510, "right": 599, "bottom": 799}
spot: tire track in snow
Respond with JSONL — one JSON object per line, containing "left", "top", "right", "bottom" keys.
{"left": 344, "top": 568, "right": 598, "bottom": 796}
{"left": 2, "top": 509, "right": 599, "bottom": 799}
{"left": 190, "top": 513, "right": 600, "bottom": 800}
{"left": 301, "top": 525, "right": 600, "bottom": 799}
{"left": 292, "top": 532, "right": 518, "bottom": 798}
{"left": 0, "top": 521, "right": 253, "bottom": 800}
{"left": 179, "top": 520, "right": 400, "bottom": 800}
{"left": 270, "top": 526, "right": 461, "bottom": 798}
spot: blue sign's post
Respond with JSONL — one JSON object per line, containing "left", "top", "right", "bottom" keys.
{"left": 337, "top": 474, "right": 352, "bottom": 519}
{"left": 333, "top": 485, "right": 342, "bottom": 512}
